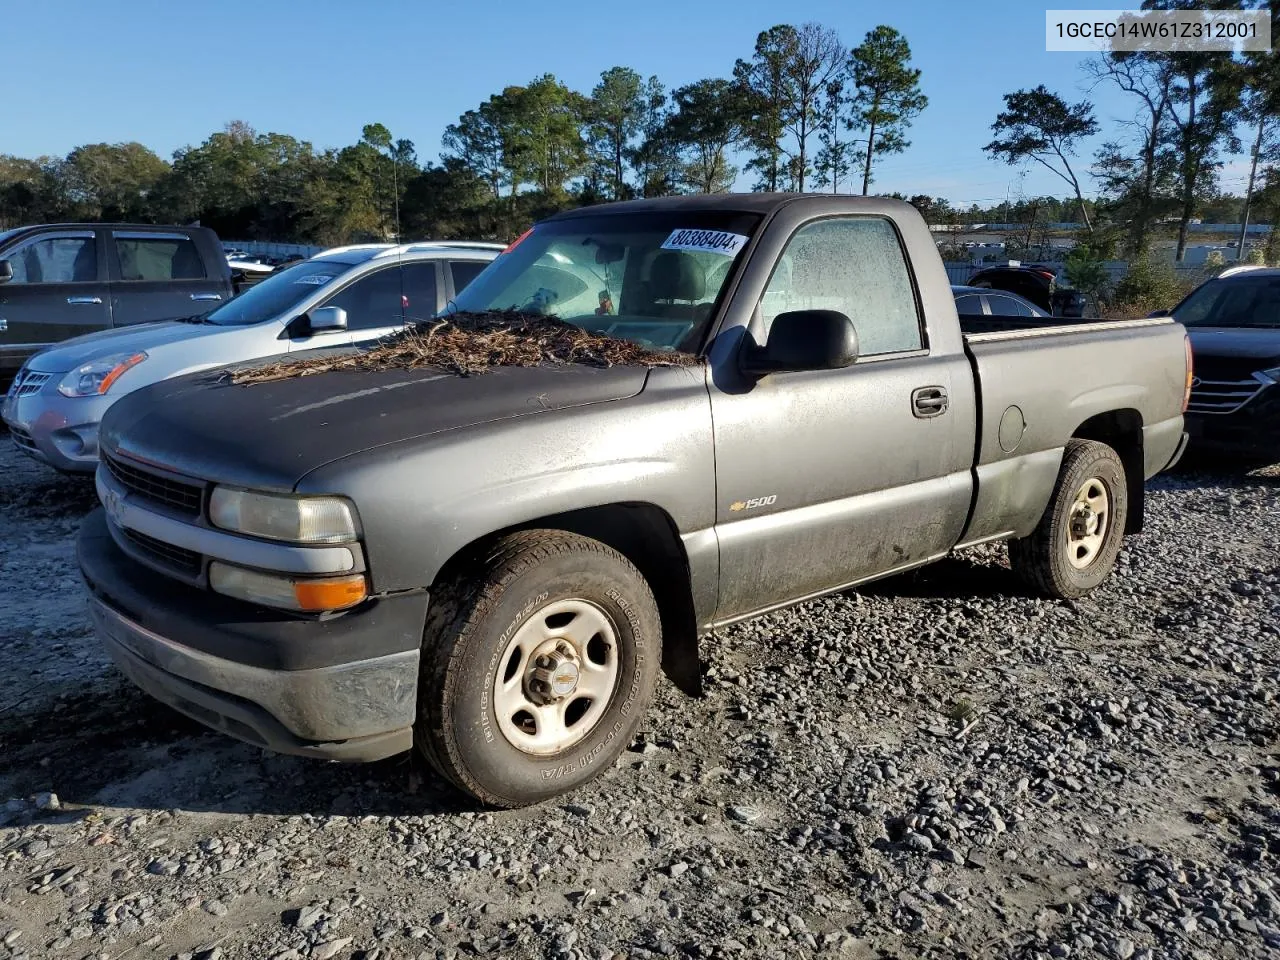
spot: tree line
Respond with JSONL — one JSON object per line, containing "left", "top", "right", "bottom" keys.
{"left": 0, "top": 21, "right": 926, "bottom": 245}
{"left": 1, "top": 4, "right": 1277, "bottom": 263}
{"left": 984, "top": 0, "right": 1280, "bottom": 262}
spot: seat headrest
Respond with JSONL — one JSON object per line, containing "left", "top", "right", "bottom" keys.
{"left": 649, "top": 251, "right": 705, "bottom": 302}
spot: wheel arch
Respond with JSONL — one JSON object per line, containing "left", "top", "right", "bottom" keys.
{"left": 428, "top": 502, "right": 703, "bottom": 698}
{"left": 1070, "top": 408, "right": 1144, "bottom": 534}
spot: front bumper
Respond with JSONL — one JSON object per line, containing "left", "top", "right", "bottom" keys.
{"left": 1184, "top": 390, "right": 1280, "bottom": 464}
{"left": 78, "top": 508, "right": 427, "bottom": 761}
{"left": 1, "top": 382, "right": 109, "bottom": 473}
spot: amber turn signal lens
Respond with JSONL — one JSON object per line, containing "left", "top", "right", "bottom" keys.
{"left": 293, "top": 576, "right": 368, "bottom": 612}
{"left": 1182, "top": 334, "right": 1194, "bottom": 414}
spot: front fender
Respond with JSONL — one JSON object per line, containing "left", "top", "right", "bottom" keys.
{"left": 297, "top": 369, "right": 716, "bottom": 594}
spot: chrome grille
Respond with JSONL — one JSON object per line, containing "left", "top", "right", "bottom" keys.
{"left": 122, "top": 528, "right": 202, "bottom": 575}
{"left": 7, "top": 370, "right": 51, "bottom": 398}
{"left": 1187, "top": 376, "right": 1266, "bottom": 415}
{"left": 103, "top": 452, "right": 204, "bottom": 517}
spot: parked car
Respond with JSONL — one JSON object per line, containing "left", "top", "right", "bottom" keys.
{"left": 952, "top": 284, "right": 1050, "bottom": 319}
{"left": 1157, "top": 265, "right": 1280, "bottom": 463}
{"left": 77, "top": 194, "right": 1190, "bottom": 808}
{"left": 0, "top": 223, "right": 233, "bottom": 389}
{"left": 226, "top": 254, "right": 275, "bottom": 275}
{"left": 2, "top": 241, "right": 503, "bottom": 472}
{"left": 967, "top": 264, "right": 1090, "bottom": 318}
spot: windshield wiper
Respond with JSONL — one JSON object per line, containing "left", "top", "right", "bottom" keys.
{"left": 172, "top": 313, "right": 215, "bottom": 325}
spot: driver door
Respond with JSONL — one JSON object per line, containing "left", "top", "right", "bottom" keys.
{"left": 287, "top": 265, "right": 407, "bottom": 351}
{"left": 708, "top": 216, "right": 974, "bottom": 621}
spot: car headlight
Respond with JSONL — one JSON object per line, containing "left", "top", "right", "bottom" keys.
{"left": 1258, "top": 367, "right": 1280, "bottom": 384}
{"left": 58, "top": 352, "right": 147, "bottom": 397}
{"left": 209, "top": 486, "right": 358, "bottom": 543}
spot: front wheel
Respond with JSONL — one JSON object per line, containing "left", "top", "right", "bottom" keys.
{"left": 415, "top": 530, "right": 661, "bottom": 808}
{"left": 1008, "top": 439, "right": 1129, "bottom": 599}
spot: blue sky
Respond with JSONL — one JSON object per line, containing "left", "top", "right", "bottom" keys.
{"left": 0, "top": 0, "right": 1253, "bottom": 207}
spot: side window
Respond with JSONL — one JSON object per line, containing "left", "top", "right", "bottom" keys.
{"left": 114, "top": 234, "right": 206, "bottom": 281}
{"left": 759, "top": 218, "right": 922, "bottom": 356}
{"left": 989, "top": 295, "right": 1033, "bottom": 317}
{"left": 5, "top": 236, "right": 97, "bottom": 284}
{"left": 401, "top": 263, "right": 438, "bottom": 322}
{"left": 953, "top": 294, "right": 982, "bottom": 314}
{"left": 449, "top": 259, "right": 488, "bottom": 295}
{"left": 323, "top": 267, "right": 405, "bottom": 330}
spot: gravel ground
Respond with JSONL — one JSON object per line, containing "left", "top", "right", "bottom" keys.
{"left": 0, "top": 439, "right": 1277, "bottom": 960}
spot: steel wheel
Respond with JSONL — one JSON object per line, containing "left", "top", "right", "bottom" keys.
{"left": 1066, "top": 477, "right": 1110, "bottom": 569}
{"left": 492, "top": 598, "right": 620, "bottom": 756}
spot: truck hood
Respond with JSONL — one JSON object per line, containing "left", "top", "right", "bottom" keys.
{"left": 25, "top": 319, "right": 235, "bottom": 373}
{"left": 1186, "top": 327, "right": 1280, "bottom": 364}
{"left": 100, "top": 364, "right": 651, "bottom": 490}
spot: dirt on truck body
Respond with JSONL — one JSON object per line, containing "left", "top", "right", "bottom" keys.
{"left": 76, "top": 193, "right": 1192, "bottom": 808}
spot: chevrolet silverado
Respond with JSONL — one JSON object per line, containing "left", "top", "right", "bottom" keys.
{"left": 76, "top": 194, "right": 1193, "bottom": 808}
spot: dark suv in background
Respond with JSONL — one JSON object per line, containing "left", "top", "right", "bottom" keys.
{"left": 967, "top": 263, "right": 1091, "bottom": 318}
{"left": 0, "top": 223, "right": 232, "bottom": 388}
{"left": 1163, "top": 266, "right": 1280, "bottom": 464}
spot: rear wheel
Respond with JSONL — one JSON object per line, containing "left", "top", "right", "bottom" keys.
{"left": 1008, "top": 439, "right": 1128, "bottom": 599}
{"left": 415, "top": 530, "right": 660, "bottom": 808}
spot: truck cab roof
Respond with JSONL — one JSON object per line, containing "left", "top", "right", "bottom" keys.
{"left": 544, "top": 192, "right": 918, "bottom": 221}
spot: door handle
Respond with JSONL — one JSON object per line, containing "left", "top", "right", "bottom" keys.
{"left": 191, "top": 292, "right": 223, "bottom": 301}
{"left": 67, "top": 296, "right": 103, "bottom": 305}
{"left": 911, "top": 385, "right": 949, "bottom": 418}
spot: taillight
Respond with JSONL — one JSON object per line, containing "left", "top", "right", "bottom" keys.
{"left": 1182, "top": 334, "right": 1193, "bottom": 413}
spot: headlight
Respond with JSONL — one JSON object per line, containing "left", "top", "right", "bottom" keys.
{"left": 209, "top": 562, "right": 367, "bottom": 612}
{"left": 209, "top": 486, "right": 358, "bottom": 543}
{"left": 1258, "top": 367, "right": 1280, "bottom": 384}
{"left": 58, "top": 352, "right": 147, "bottom": 397}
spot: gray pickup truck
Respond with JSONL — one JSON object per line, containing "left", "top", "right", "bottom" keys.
{"left": 77, "top": 194, "right": 1192, "bottom": 808}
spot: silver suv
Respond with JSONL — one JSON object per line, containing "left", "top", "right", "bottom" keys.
{"left": 2, "top": 241, "right": 503, "bottom": 472}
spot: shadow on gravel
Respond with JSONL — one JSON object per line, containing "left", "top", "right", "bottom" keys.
{"left": 858, "top": 552, "right": 1034, "bottom": 601}
{"left": 0, "top": 683, "right": 479, "bottom": 820}
{"left": 0, "top": 471, "right": 98, "bottom": 519}
{"left": 1160, "top": 452, "right": 1280, "bottom": 488}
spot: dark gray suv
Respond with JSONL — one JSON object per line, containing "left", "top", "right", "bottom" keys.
{"left": 0, "top": 223, "right": 234, "bottom": 388}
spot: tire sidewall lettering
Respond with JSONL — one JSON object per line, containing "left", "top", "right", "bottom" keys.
{"left": 479, "top": 590, "right": 550, "bottom": 745}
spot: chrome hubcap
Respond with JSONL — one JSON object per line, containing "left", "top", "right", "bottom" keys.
{"left": 492, "top": 598, "right": 620, "bottom": 756}
{"left": 1066, "top": 477, "right": 1110, "bottom": 569}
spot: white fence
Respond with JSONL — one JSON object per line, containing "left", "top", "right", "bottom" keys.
{"left": 223, "top": 240, "right": 325, "bottom": 259}
{"left": 932, "top": 222, "right": 1271, "bottom": 234}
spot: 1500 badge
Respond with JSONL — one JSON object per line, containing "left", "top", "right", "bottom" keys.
{"left": 729, "top": 495, "right": 778, "bottom": 512}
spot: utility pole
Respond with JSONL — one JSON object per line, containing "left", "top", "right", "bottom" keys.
{"left": 392, "top": 156, "right": 401, "bottom": 244}
{"left": 1237, "top": 118, "right": 1265, "bottom": 261}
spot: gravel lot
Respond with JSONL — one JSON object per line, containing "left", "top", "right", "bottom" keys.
{"left": 0, "top": 438, "right": 1277, "bottom": 960}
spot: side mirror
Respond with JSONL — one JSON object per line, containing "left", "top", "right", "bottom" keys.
{"left": 742, "top": 309, "right": 859, "bottom": 375}
{"left": 0, "top": 260, "right": 12, "bottom": 284}
{"left": 1147, "top": 308, "right": 1171, "bottom": 318}
{"left": 307, "top": 305, "right": 348, "bottom": 334}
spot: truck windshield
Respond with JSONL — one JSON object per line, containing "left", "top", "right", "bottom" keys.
{"left": 447, "top": 211, "right": 762, "bottom": 354}
{"left": 203, "top": 260, "right": 349, "bottom": 326}
{"left": 1175, "top": 275, "right": 1280, "bottom": 329}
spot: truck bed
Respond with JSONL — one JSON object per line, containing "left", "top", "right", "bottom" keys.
{"left": 956, "top": 312, "right": 1112, "bottom": 336}
{"left": 954, "top": 314, "right": 1188, "bottom": 548}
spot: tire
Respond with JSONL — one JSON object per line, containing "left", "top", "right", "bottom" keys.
{"left": 415, "top": 530, "right": 661, "bottom": 808}
{"left": 1008, "top": 439, "right": 1129, "bottom": 600}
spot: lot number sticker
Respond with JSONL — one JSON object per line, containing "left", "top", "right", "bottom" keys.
{"left": 661, "top": 229, "right": 748, "bottom": 257}
{"left": 293, "top": 274, "right": 337, "bottom": 286}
